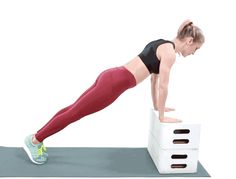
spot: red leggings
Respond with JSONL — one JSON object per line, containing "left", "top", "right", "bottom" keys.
{"left": 35, "top": 66, "right": 136, "bottom": 142}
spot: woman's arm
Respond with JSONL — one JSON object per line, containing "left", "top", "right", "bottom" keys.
{"left": 157, "top": 44, "right": 181, "bottom": 122}
{"left": 151, "top": 74, "right": 159, "bottom": 110}
{"left": 158, "top": 55, "right": 173, "bottom": 120}
{"left": 151, "top": 74, "right": 176, "bottom": 112}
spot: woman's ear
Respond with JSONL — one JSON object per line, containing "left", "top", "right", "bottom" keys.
{"left": 185, "top": 37, "right": 194, "bottom": 45}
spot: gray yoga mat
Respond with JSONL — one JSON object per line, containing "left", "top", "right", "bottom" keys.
{"left": 0, "top": 147, "right": 210, "bottom": 177}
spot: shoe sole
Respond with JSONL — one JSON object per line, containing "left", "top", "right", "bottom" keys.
{"left": 23, "top": 141, "right": 45, "bottom": 165}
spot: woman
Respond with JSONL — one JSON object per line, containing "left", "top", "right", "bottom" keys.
{"left": 23, "top": 20, "right": 205, "bottom": 164}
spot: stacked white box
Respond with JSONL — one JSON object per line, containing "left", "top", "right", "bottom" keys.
{"left": 147, "top": 109, "right": 201, "bottom": 174}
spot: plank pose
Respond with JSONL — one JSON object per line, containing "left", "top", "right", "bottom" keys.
{"left": 23, "top": 20, "right": 205, "bottom": 164}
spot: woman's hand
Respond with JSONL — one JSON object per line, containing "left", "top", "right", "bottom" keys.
{"left": 164, "top": 107, "right": 175, "bottom": 112}
{"left": 160, "top": 116, "right": 182, "bottom": 123}
{"left": 154, "top": 106, "right": 175, "bottom": 112}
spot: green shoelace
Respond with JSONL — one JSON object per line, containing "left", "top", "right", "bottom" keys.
{"left": 37, "top": 144, "right": 47, "bottom": 156}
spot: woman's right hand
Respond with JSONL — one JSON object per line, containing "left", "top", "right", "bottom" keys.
{"left": 160, "top": 116, "right": 182, "bottom": 123}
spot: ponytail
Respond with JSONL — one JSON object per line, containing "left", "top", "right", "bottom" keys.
{"left": 177, "top": 20, "right": 193, "bottom": 36}
{"left": 177, "top": 20, "right": 205, "bottom": 44}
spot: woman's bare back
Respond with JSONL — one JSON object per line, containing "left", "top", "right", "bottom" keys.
{"left": 123, "top": 56, "right": 150, "bottom": 85}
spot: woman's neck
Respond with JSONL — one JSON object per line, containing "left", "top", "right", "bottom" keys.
{"left": 172, "top": 38, "right": 184, "bottom": 56}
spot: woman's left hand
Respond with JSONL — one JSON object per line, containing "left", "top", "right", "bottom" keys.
{"left": 154, "top": 106, "right": 175, "bottom": 112}
{"left": 164, "top": 107, "right": 175, "bottom": 112}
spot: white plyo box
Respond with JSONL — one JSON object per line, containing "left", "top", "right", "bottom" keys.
{"left": 148, "top": 132, "right": 199, "bottom": 174}
{"left": 149, "top": 109, "right": 201, "bottom": 149}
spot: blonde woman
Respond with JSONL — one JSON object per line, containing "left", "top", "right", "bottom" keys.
{"left": 24, "top": 20, "right": 205, "bottom": 164}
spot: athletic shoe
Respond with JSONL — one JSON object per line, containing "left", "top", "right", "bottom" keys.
{"left": 23, "top": 134, "right": 48, "bottom": 164}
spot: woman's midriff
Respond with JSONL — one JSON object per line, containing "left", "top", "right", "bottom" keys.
{"left": 123, "top": 56, "right": 150, "bottom": 85}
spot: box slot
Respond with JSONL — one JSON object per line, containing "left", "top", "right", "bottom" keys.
{"left": 171, "top": 164, "right": 187, "bottom": 168}
{"left": 171, "top": 154, "right": 188, "bottom": 159}
{"left": 174, "top": 129, "right": 190, "bottom": 134}
{"left": 173, "top": 139, "right": 189, "bottom": 144}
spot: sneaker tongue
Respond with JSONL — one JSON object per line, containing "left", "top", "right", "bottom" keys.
{"left": 35, "top": 142, "right": 43, "bottom": 147}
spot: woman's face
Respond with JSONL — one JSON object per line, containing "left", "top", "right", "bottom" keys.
{"left": 181, "top": 38, "right": 202, "bottom": 57}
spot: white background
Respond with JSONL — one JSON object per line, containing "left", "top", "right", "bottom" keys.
{"left": 0, "top": 0, "right": 236, "bottom": 178}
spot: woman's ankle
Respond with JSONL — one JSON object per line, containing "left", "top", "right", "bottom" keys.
{"left": 32, "top": 135, "right": 41, "bottom": 145}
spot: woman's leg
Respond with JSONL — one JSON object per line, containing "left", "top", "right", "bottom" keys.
{"left": 35, "top": 67, "right": 136, "bottom": 142}
{"left": 48, "top": 79, "right": 101, "bottom": 119}
{"left": 35, "top": 78, "right": 99, "bottom": 138}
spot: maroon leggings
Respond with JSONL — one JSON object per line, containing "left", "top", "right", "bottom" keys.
{"left": 35, "top": 66, "right": 136, "bottom": 142}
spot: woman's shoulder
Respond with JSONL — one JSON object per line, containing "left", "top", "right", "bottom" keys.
{"left": 149, "top": 39, "right": 175, "bottom": 49}
{"left": 156, "top": 40, "right": 176, "bottom": 59}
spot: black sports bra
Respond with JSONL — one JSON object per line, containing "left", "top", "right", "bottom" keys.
{"left": 138, "top": 39, "right": 175, "bottom": 74}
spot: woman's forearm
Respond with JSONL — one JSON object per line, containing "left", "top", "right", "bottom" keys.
{"left": 151, "top": 75, "right": 159, "bottom": 109}
{"left": 158, "top": 87, "right": 168, "bottom": 120}
{"left": 151, "top": 85, "right": 158, "bottom": 108}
